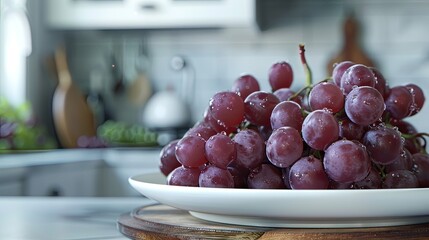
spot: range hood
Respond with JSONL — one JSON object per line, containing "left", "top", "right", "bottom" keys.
{"left": 45, "top": 0, "right": 258, "bottom": 30}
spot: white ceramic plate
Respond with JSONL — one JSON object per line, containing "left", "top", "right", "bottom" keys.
{"left": 129, "top": 172, "right": 429, "bottom": 228}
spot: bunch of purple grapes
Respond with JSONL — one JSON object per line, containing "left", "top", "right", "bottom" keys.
{"left": 159, "top": 46, "right": 429, "bottom": 190}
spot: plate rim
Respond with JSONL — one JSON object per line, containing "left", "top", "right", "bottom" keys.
{"left": 128, "top": 172, "right": 429, "bottom": 228}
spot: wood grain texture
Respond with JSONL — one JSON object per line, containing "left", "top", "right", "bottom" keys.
{"left": 117, "top": 204, "right": 429, "bottom": 240}
{"left": 52, "top": 47, "right": 96, "bottom": 148}
{"left": 118, "top": 204, "right": 268, "bottom": 240}
{"left": 326, "top": 13, "right": 376, "bottom": 74}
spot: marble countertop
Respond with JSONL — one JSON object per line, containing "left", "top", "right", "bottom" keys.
{"left": 0, "top": 197, "right": 155, "bottom": 240}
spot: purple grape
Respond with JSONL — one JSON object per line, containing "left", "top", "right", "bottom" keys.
{"left": 209, "top": 91, "right": 245, "bottom": 129}
{"left": 309, "top": 82, "right": 344, "bottom": 113}
{"left": 0, "top": 122, "right": 16, "bottom": 138}
{"left": 244, "top": 91, "right": 280, "bottom": 126}
{"left": 338, "top": 117, "right": 365, "bottom": 141}
{"left": 302, "top": 109, "right": 339, "bottom": 150}
{"left": 324, "top": 139, "right": 371, "bottom": 183}
{"left": 247, "top": 164, "right": 285, "bottom": 189}
{"left": 231, "top": 74, "right": 260, "bottom": 101}
{"left": 371, "top": 67, "right": 390, "bottom": 99}
{"left": 289, "top": 156, "right": 329, "bottom": 189}
{"left": 199, "top": 165, "right": 234, "bottom": 188}
{"left": 352, "top": 167, "right": 382, "bottom": 189}
{"left": 266, "top": 127, "right": 303, "bottom": 168}
{"left": 167, "top": 166, "right": 200, "bottom": 187}
{"left": 345, "top": 86, "right": 385, "bottom": 126}
{"left": 257, "top": 125, "right": 273, "bottom": 141}
{"left": 227, "top": 164, "right": 248, "bottom": 188}
{"left": 204, "top": 108, "right": 236, "bottom": 134}
{"left": 205, "top": 133, "right": 236, "bottom": 169}
{"left": 406, "top": 83, "right": 425, "bottom": 116}
{"left": 383, "top": 170, "right": 419, "bottom": 188}
{"left": 77, "top": 136, "right": 106, "bottom": 148}
{"left": 362, "top": 126, "right": 402, "bottom": 165}
{"left": 340, "top": 64, "right": 376, "bottom": 95}
{"left": 184, "top": 123, "right": 216, "bottom": 141}
{"left": 391, "top": 119, "right": 417, "bottom": 134}
{"left": 232, "top": 129, "right": 265, "bottom": 170}
{"left": 391, "top": 120, "right": 422, "bottom": 154}
{"left": 332, "top": 61, "right": 355, "bottom": 86}
{"left": 385, "top": 86, "right": 413, "bottom": 120}
{"left": 268, "top": 61, "right": 293, "bottom": 91}
{"left": 270, "top": 101, "right": 304, "bottom": 131}
{"left": 175, "top": 135, "right": 207, "bottom": 168}
{"left": 412, "top": 153, "right": 429, "bottom": 187}
{"left": 281, "top": 167, "right": 291, "bottom": 189}
{"left": 404, "top": 138, "right": 423, "bottom": 155}
{"left": 385, "top": 148, "right": 414, "bottom": 173}
{"left": 273, "top": 88, "right": 302, "bottom": 105}
{"left": 159, "top": 139, "right": 182, "bottom": 176}
{"left": 328, "top": 179, "right": 353, "bottom": 189}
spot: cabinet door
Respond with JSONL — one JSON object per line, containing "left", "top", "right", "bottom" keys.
{"left": 0, "top": 168, "right": 26, "bottom": 196}
{"left": 24, "top": 162, "right": 99, "bottom": 196}
{"left": 0, "top": 182, "right": 23, "bottom": 196}
{"left": 45, "top": 0, "right": 255, "bottom": 29}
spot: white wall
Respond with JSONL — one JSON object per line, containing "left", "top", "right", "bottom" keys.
{"left": 30, "top": 0, "right": 429, "bottom": 136}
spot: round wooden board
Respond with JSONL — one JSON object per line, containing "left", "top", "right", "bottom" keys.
{"left": 117, "top": 204, "right": 429, "bottom": 240}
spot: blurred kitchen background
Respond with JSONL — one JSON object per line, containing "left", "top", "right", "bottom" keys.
{"left": 1, "top": 0, "right": 428, "bottom": 196}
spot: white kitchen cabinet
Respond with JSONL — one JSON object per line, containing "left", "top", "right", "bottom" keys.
{"left": 45, "top": 0, "right": 257, "bottom": 30}
{"left": 0, "top": 167, "right": 26, "bottom": 196}
{"left": 97, "top": 148, "right": 160, "bottom": 197}
{"left": 0, "top": 182, "right": 23, "bottom": 196}
{"left": 0, "top": 148, "right": 160, "bottom": 197}
{"left": 24, "top": 161, "right": 101, "bottom": 196}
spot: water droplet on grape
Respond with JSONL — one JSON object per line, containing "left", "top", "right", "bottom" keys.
{"left": 400, "top": 150, "right": 406, "bottom": 158}
{"left": 322, "top": 108, "right": 333, "bottom": 114}
{"left": 409, "top": 102, "right": 418, "bottom": 115}
{"left": 412, "top": 164, "right": 419, "bottom": 172}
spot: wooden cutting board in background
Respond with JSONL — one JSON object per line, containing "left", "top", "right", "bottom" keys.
{"left": 327, "top": 14, "right": 376, "bottom": 75}
{"left": 52, "top": 47, "right": 96, "bottom": 148}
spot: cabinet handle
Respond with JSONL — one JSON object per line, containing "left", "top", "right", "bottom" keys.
{"left": 140, "top": 3, "right": 158, "bottom": 11}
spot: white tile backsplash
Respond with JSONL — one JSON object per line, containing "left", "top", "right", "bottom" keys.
{"left": 65, "top": 0, "right": 429, "bottom": 133}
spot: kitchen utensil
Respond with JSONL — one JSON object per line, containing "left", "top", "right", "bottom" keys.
{"left": 118, "top": 204, "right": 429, "bottom": 239}
{"left": 141, "top": 55, "right": 193, "bottom": 129}
{"left": 128, "top": 73, "right": 151, "bottom": 106}
{"left": 142, "top": 87, "right": 190, "bottom": 129}
{"left": 128, "top": 42, "right": 152, "bottom": 106}
{"left": 171, "top": 55, "right": 195, "bottom": 112}
{"left": 327, "top": 13, "right": 376, "bottom": 74}
{"left": 111, "top": 42, "right": 125, "bottom": 95}
{"left": 52, "top": 47, "right": 96, "bottom": 148}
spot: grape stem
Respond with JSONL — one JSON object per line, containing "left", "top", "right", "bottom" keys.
{"left": 383, "top": 112, "right": 391, "bottom": 125}
{"left": 335, "top": 109, "right": 346, "bottom": 119}
{"left": 402, "top": 132, "right": 428, "bottom": 154}
{"left": 320, "top": 77, "right": 333, "bottom": 83}
{"left": 312, "top": 150, "right": 323, "bottom": 160}
{"left": 299, "top": 44, "right": 313, "bottom": 87}
{"left": 402, "top": 132, "right": 429, "bottom": 141}
{"left": 374, "top": 163, "right": 386, "bottom": 180}
{"left": 288, "top": 85, "right": 312, "bottom": 101}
